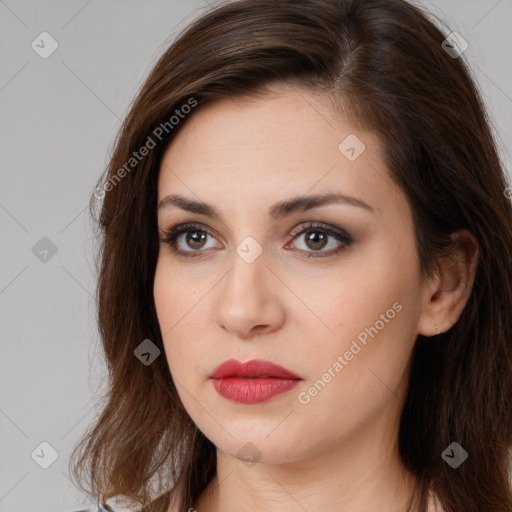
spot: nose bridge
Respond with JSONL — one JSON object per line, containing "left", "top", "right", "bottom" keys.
{"left": 223, "top": 223, "right": 268, "bottom": 289}
{"left": 215, "top": 240, "right": 283, "bottom": 336}
{"left": 223, "top": 242, "right": 267, "bottom": 306}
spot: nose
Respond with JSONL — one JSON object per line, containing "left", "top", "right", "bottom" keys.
{"left": 214, "top": 250, "right": 286, "bottom": 340}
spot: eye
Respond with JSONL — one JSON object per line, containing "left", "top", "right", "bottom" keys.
{"left": 159, "top": 221, "right": 353, "bottom": 259}
{"left": 286, "top": 222, "right": 353, "bottom": 258}
{"left": 159, "top": 223, "right": 220, "bottom": 258}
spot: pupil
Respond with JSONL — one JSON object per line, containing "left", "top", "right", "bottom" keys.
{"left": 307, "top": 231, "right": 327, "bottom": 250}
{"left": 187, "top": 231, "right": 206, "bottom": 248}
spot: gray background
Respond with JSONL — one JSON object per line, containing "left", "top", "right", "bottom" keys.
{"left": 0, "top": 1, "right": 511, "bottom": 511}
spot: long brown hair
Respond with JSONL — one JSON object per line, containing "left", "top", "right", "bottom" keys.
{"left": 69, "top": 1, "right": 512, "bottom": 511}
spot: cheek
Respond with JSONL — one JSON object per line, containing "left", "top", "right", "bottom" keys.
{"left": 299, "top": 258, "right": 410, "bottom": 343}
{"left": 153, "top": 253, "right": 195, "bottom": 329}
{"left": 153, "top": 257, "right": 185, "bottom": 369}
{"left": 298, "top": 241, "right": 420, "bottom": 380}
{"left": 291, "top": 290, "right": 414, "bottom": 441}
{"left": 153, "top": 258, "right": 175, "bottom": 333}
{"left": 153, "top": 256, "right": 208, "bottom": 382}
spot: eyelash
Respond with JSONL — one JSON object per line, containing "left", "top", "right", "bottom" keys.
{"left": 159, "top": 222, "right": 353, "bottom": 259}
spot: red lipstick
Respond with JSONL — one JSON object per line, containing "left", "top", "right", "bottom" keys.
{"left": 210, "top": 359, "right": 302, "bottom": 404}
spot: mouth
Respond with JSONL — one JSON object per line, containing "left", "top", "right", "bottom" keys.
{"left": 209, "top": 358, "right": 302, "bottom": 380}
{"left": 236, "top": 376, "right": 276, "bottom": 379}
{"left": 211, "top": 376, "right": 301, "bottom": 404}
{"left": 209, "top": 359, "right": 302, "bottom": 404}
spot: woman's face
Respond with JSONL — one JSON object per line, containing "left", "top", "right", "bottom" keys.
{"left": 154, "top": 87, "right": 428, "bottom": 465}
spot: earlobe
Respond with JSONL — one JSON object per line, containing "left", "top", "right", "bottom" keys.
{"left": 417, "top": 229, "right": 479, "bottom": 338}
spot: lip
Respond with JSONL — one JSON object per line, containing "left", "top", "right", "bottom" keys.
{"left": 210, "top": 359, "right": 303, "bottom": 404}
{"left": 210, "top": 358, "right": 302, "bottom": 379}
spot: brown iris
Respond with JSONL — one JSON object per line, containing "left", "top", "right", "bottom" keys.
{"left": 186, "top": 231, "right": 207, "bottom": 249}
{"left": 305, "top": 230, "right": 328, "bottom": 250}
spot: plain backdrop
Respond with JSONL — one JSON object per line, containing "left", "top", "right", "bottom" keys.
{"left": 0, "top": 1, "right": 511, "bottom": 511}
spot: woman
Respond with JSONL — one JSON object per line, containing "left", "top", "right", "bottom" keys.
{"left": 69, "top": 1, "right": 512, "bottom": 511}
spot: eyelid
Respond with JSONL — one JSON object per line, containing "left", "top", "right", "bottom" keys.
{"left": 159, "top": 222, "right": 223, "bottom": 247}
{"left": 288, "top": 221, "right": 350, "bottom": 240}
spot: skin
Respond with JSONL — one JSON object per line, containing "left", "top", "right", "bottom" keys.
{"left": 153, "top": 86, "right": 479, "bottom": 512}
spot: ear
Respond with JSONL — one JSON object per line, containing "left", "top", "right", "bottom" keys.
{"left": 417, "top": 229, "right": 479, "bottom": 337}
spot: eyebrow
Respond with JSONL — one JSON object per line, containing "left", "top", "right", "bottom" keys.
{"left": 157, "top": 191, "right": 374, "bottom": 221}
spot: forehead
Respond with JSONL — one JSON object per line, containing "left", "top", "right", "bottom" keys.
{"left": 156, "top": 88, "right": 397, "bottom": 217}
